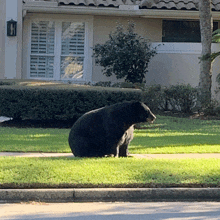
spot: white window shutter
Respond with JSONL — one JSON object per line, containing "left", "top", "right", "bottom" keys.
{"left": 30, "top": 21, "right": 55, "bottom": 78}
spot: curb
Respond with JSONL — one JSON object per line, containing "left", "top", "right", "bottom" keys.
{"left": 1, "top": 188, "right": 220, "bottom": 203}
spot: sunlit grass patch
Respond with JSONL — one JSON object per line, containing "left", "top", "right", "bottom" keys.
{"left": 0, "top": 127, "right": 70, "bottom": 152}
{"left": 129, "top": 115, "right": 220, "bottom": 154}
{"left": 1, "top": 157, "right": 220, "bottom": 187}
{"left": 0, "top": 115, "right": 219, "bottom": 154}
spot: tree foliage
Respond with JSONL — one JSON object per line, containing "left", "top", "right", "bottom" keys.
{"left": 93, "top": 22, "right": 157, "bottom": 84}
{"left": 200, "top": 29, "right": 220, "bottom": 62}
{"left": 212, "top": 29, "right": 220, "bottom": 88}
{"left": 200, "top": 28, "right": 220, "bottom": 93}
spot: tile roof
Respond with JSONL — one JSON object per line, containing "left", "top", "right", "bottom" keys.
{"left": 140, "top": 0, "right": 220, "bottom": 11}
{"left": 58, "top": 0, "right": 220, "bottom": 11}
{"left": 59, "top": 0, "right": 129, "bottom": 7}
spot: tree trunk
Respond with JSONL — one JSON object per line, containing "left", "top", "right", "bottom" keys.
{"left": 198, "top": 0, "right": 213, "bottom": 108}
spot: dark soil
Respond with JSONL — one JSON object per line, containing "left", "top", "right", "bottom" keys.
{"left": 0, "top": 112, "right": 219, "bottom": 129}
{"left": 0, "top": 119, "right": 75, "bottom": 129}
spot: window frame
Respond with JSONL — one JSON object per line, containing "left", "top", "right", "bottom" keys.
{"left": 26, "top": 15, "right": 93, "bottom": 82}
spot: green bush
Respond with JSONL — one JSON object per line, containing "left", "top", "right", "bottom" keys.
{"left": 142, "top": 85, "right": 167, "bottom": 112}
{"left": 93, "top": 22, "right": 157, "bottom": 84}
{"left": 0, "top": 81, "right": 15, "bottom": 86}
{"left": 92, "top": 83, "right": 199, "bottom": 114}
{"left": 203, "top": 99, "right": 220, "bottom": 116}
{"left": 0, "top": 85, "right": 142, "bottom": 120}
{"left": 164, "top": 84, "right": 198, "bottom": 113}
{"left": 93, "top": 81, "right": 146, "bottom": 89}
{"left": 142, "top": 84, "right": 198, "bottom": 113}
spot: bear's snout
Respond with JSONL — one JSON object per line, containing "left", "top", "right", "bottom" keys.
{"left": 147, "top": 113, "right": 156, "bottom": 124}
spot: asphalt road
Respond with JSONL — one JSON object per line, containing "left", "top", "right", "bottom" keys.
{"left": 1, "top": 202, "right": 220, "bottom": 220}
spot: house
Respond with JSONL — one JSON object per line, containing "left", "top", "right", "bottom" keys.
{"left": 0, "top": 0, "right": 220, "bottom": 100}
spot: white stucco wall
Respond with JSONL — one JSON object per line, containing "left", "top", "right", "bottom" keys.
{"left": 0, "top": 0, "right": 6, "bottom": 79}
{"left": 148, "top": 43, "right": 220, "bottom": 100}
{"left": 4, "top": 0, "right": 22, "bottom": 79}
{"left": 5, "top": 0, "right": 18, "bottom": 79}
{"left": 147, "top": 43, "right": 201, "bottom": 87}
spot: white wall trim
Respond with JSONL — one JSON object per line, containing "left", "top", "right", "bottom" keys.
{"left": 153, "top": 43, "right": 220, "bottom": 55}
{"left": 16, "top": 0, "right": 23, "bottom": 79}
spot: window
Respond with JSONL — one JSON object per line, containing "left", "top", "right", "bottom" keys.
{"left": 29, "top": 18, "right": 92, "bottom": 81}
{"left": 30, "top": 21, "right": 55, "bottom": 78}
{"left": 162, "top": 20, "right": 218, "bottom": 43}
{"left": 61, "top": 22, "right": 85, "bottom": 79}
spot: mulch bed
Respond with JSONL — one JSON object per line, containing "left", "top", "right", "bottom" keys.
{"left": 0, "top": 112, "right": 219, "bottom": 129}
{"left": 0, "top": 119, "right": 75, "bottom": 129}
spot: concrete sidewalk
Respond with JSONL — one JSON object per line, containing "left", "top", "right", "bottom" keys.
{"left": 1, "top": 152, "right": 220, "bottom": 159}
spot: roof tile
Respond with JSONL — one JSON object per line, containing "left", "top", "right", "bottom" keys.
{"left": 57, "top": 0, "right": 220, "bottom": 11}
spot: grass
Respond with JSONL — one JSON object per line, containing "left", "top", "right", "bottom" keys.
{"left": 1, "top": 115, "right": 220, "bottom": 188}
{"left": 0, "top": 127, "right": 70, "bottom": 153}
{"left": 130, "top": 115, "right": 220, "bottom": 154}
{"left": 0, "top": 115, "right": 219, "bottom": 154}
{"left": 1, "top": 157, "right": 220, "bottom": 188}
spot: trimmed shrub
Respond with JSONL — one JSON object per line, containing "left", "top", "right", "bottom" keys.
{"left": 142, "top": 85, "right": 167, "bottom": 112}
{"left": 164, "top": 84, "right": 198, "bottom": 113}
{"left": 92, "top": 83, "right": 199, "bottom": 114}
{"left": 0, "top": 81, "right": 15, "bottom": 86}
{"left": 203, "top": 99, "right": 220, "bottom": 116}
{"left": 0, "top": 85, "right": 142, "bottom": 120}
{"left": 142, "top": 84, "right": 198, "bottom": 113}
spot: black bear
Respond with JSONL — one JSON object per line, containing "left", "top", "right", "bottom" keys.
{"left": 68, "top": 101, "right": 156, "bottom": 157}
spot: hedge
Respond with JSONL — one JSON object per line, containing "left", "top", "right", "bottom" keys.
{"left": 91, "top": 82, "right": 200, "bottom": 114}
{"left": 142, "top": 84, "right": 199, "bottom": 113}
{"left": 0, "top": 84, "right": 142, "bottom": 121}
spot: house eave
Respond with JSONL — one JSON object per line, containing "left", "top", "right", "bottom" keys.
{"left": 23, "top": 2, "right": 220, "bottom": 20}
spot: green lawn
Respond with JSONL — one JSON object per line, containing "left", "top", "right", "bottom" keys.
{"left": 0, "top": 115, "right": 219, "bottom": 154}
{"left": 0, "top": 127, "right": 70, "bottom": 153}
{"left": 1, "top": 116, "right": 220, "bottom": 188}
{"left": 130, "top": 116, "right": 220, "bottom": 154}
{"left": 1, "top": 157, "right": 220, "bottom": 188}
